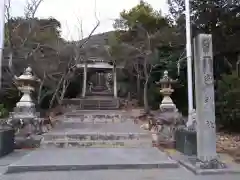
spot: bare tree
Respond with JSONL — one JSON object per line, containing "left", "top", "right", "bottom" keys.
{"left": 3, "top": 0, "right": 101, "bottom": 111}
{"left": 48, "top": 0, "right": 100, "bottom": 108}
{"left": 109, "top": 24, "right": 179, "bottom": 113}
{"left": 3, "top": 0, "right": 45, "bottom": 98}
{"left": 4, "top": 0, "right": 71, "bottom": 107}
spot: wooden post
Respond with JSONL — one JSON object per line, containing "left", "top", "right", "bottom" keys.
{"left": 113, "top": 66, "right": 117, "bottom": 98}
{"left": 82, "top": 63, "right": 87, "bottom": 97}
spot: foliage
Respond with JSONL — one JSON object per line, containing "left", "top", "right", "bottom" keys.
{"left": 216, "top": 72, "right": 240, "bottom": 131}
{"left": 2, "top": 16, "right": 65, "bottom": 109}
{"left": 0, "top": 104, "right": 9, "bottom": 118}
{"left": 106, "top": 33, "right": 124, "bottom": 65}
{"left": 5, "top": 17, "right": 61, "bottom": 48}
{"left": 168, "top": 0, "right": 240, "bottom": 54}
{"left": 168, "top": 0, "right": 240, "bottom": 128}
{"left": 112, "top": 1, "right": 186, "bottom": 113}
{"left": 114, "top": 0, "right": 167, "bottom": 33}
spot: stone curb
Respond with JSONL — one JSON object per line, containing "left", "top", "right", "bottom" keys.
{"left": 6, "top": 162, "right": 179, "bottom": 174}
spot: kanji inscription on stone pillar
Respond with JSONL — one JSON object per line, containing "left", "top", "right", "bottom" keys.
{"left": 194, "top": 34, "right": 217, "bottom": 161}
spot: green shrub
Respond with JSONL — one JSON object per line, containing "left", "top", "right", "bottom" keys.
{"left": 215, "top": 72, "right": 240, "bottom": 132}
{"left": 0, "top": 104, "right": 8, "bottom": 118}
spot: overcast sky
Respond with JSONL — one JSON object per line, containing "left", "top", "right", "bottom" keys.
{"left": 10, "top": 0, "right": 169, "bottom": 41}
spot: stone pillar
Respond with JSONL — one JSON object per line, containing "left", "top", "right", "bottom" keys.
{"left": 113, "top": 66, "right": 117, "bottom": 98}
{"left": 194, "top": 34, "right": 217, "bottom": 162}
{"left": 82, "top": 63, "right": 87, "bottom": 97}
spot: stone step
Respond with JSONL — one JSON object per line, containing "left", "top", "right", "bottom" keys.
{"left": 54, "top": 117, "right": 133, "bottom": 129}
{"left": 42, "top": 132, "right": 151, "bottom": 141}
{"left": 82, "top": 99, "right": 120, "bottom": 110}
{"left": 64, "top": 113, "right": 126, "bottom": 118}
{"left": 54, "top": 120, "right": 129, "bottom": 129}
{"left": 40, "top": 139, "right": 152, "bottom": 148}
{"left": 63, "top": 111, "right": 132, "bottom": 124}
{"left": 66, "top": 110, "right": 128, "bottom": 114}
{"left": 62, "top": 115, "right": 129, "bottom": 123}
{"left": 62, "top": 98, "right": 120, "bottom": 110}
{"left": 6, "top": 148, "right": 179, "bottom": 173}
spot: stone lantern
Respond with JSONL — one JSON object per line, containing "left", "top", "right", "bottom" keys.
{"left": 152, "top": 70, "right": 184, "bottom": 148}
{"left": 156, "top": 70, "right": 178, "bottom": 111}
{"left": 10, "top": 66, "right": 40, "bottom": 134}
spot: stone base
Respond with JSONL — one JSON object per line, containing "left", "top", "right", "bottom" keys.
{"left": 158, "top": 140, "right": 175, "bottom": 149}
{"left": 173, "top": 154, "right": 240, "bottom": 175}
{"left": 159, "top": 104, "right": 176, "bottom": 112}
{"left": 175, "top": 129, "right": 197, "bottom": 156}
{"left": 15, "top": 135, "right": 42, "bottom": 149}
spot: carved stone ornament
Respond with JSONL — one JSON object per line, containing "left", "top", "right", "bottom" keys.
{"left": 202, "top": 36, "right": 211, "bottom": 54}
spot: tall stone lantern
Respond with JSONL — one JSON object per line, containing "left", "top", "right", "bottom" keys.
{"left": 11, "top": 67, "right": 40, "bottom": 130}
{"left": 153, "top": 70, "right": 184, "bottom": 148}
{"left": 156, "top": 70, "right": 178, "bottom": 111}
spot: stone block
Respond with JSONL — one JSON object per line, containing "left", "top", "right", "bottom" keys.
{"left": 175, "top": 129, "right": 197, "bottom": 156}
{"left": 0, "top": 128, "right": 15, "bottom": 157}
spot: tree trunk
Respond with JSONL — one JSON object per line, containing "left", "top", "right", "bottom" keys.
{"left": 82, "top": 62, "right": 87, "bottom": 97}
{"left": 143, "top": 79, "right": 149, "bottom": 114}
{"left": 137, "top": 74, "right": 141, "bottom": 102}
{"left": 143, "top": 58, "right": 149, "bottom": 114}
{"left": 37, "top": 71, "right": 46, "bottom": 104}
{"left": 60, "top": 78, "right": 68, "bottom": 102}
{"left": 49, "top": 74, "right": 65, "bottom": 108}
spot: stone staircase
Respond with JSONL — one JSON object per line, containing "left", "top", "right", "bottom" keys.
{"left": 41, "top": 110, "right": 152, "bottom": 148}
{"left": 4, "top": 109, "right": 180, "bottom": 178}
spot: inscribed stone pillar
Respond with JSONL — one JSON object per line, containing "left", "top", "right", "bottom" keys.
{"left": 113, "top": 66, "right": 117, "bottom": 98}
{"left": 193, "top": 34, "right": 217, "bottom": 161}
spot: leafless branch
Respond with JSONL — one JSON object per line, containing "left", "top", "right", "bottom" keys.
{"left": 24, "top": 0, "right": 44, "bottom": 18}
{"left": 49, "top": 2, "right": 100, "bottom": 108}
{"left": 37, "top": 71, "right": 46, "bottom": 104}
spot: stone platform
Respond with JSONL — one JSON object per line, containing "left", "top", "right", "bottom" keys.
{"left": 6, "top": 148, "right": 179, "bottom": 173}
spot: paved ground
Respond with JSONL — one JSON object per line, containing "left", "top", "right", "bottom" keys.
{"left": 0, "top": 150, "right": 32, "bottom": 175}
{"left": 1, "top": 110, "right": 240, "bottom": 179}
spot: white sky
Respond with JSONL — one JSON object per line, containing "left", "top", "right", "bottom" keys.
{"left": 10, "top": 0, "right": 169, "bottom": 41}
